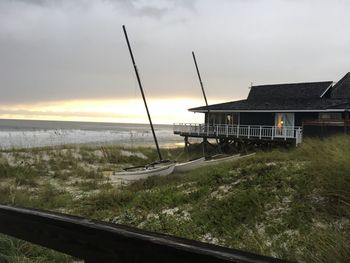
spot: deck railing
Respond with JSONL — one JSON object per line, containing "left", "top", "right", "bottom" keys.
{"left": 174, "top": 123, "right": 303, "bottom": 144}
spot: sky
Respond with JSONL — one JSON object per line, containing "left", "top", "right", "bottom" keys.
{"left": 1, "top": 0, "right": 350, "bottom": 124}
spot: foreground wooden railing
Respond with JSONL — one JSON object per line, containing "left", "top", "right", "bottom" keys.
{"left": 0, "top": 204, "right": 289, "bottom": 263}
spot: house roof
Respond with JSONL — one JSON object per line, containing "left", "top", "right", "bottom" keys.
{"left": 247, "top": 81, "right": 333, "bottom": 101}
{"left": 189, "top": 98, "right": 350, "bottom": 112}
{"left": 189, "top": 73, "right": 350, "bottom": 113}
{"left": 331, "top": 72, "right": 350, "bottom": 98}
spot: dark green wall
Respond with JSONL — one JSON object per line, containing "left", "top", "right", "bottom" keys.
{"left": 239, "top": 112, "right": 275, "bottom": 126}
{"left": 295, "top": 112, "right": 319, "bottom": 126}
{"left": 205, "top": 112, "right": 326, "bottom": 126}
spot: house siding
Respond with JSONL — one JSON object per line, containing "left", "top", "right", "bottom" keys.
{"left": 295, "top": 112, "right": 319, "bottom": 126}
{"left": 239, "top": 112, "right": 275, "bottom": 126}
{"left": 206, "top": 112, "right": 330, "bottom": 127}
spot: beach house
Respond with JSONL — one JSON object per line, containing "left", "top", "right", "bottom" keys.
{"left": 174, "top": 72, "right": 350, "bottom": 146}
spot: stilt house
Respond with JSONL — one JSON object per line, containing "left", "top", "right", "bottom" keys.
{"left": 174, "top": 72, "right": 350, "bottom": 145}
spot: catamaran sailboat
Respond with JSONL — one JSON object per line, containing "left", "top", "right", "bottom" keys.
{"left": 113, "top": 25, "right": 175, "bottom": 180}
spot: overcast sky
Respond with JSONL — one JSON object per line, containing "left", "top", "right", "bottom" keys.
{"left": 1, "top": 0, "right": 350, "bottom": 122}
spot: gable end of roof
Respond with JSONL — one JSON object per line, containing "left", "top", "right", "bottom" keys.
{"left": 331, "top": 72, "right": 350, "bottom": 99}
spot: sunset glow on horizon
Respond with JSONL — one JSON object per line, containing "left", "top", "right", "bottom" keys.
{"left": 0, "top": 97, "right": 225, "bottom": 124}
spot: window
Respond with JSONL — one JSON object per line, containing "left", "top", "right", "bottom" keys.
{"left": 319, "top": 113, "right": 342, "bottom": 119}
{"left": 225, "top": 113, "right": 239, "bottom": 125}
{"left": 275, "top": 113, "right": 295, "bottom": 137}
{"left": 276, "top": 113, "right": 284, "bottom": 128}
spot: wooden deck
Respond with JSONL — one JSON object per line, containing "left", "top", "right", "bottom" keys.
{"left": 174, "top": 123, "right": 303, "bottom": 145}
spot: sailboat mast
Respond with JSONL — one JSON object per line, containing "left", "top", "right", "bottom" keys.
{"left": 122, "top": 25, "right": 163, "bottom": 161}
{"left": 192, "top": 51, "right": 210, "bottom": 126}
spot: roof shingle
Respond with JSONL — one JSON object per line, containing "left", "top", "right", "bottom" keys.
{"left": 247, "top": 81, "right": 332, "bottom": 101}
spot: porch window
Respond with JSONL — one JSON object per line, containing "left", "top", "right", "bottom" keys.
{"left": 275, "top": 113, "right": 295, "bottom": 137}
{"left": 276, "top": 113, "right": 284, "bottom": 128}
{"left": 227, "top": 115, "right": 231, "bottom": 124}
{"left": 208, "top": 114, "right": 215, "bottom": 125}
{"left": 226, "top": 113, "right": 239, "bottom": 125}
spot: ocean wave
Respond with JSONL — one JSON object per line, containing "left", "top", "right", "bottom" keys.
{"left": 0, "top": 128, "right": 183, "bottom": 149}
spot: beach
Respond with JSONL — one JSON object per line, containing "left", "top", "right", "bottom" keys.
{"left": 1, "top": 136, "right": 349, "bottom": 262}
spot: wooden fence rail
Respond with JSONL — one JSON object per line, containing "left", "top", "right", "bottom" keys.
{"left": 0, "top": 204, "right": 290, "bottom": 263}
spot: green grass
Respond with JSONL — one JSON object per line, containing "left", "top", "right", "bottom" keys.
{"left": 0, "top": 137, "right": 349, "bottom": 262}
{"left": 0, "top": 234, "right": 70, "bottom": 263}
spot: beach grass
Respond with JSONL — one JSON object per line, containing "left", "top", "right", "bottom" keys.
{"left": 0, "top": 136, "right": 349, "bottom": 262}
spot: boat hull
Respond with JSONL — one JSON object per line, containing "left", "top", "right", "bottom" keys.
{"left": 203, "top": 153, "right": 256, "bottom": 166}
{"left": 174, "top": 157, "right": 206, "bottom": 173}
{"left": 203, "top": 154, "right": 240, "bottom": 166}
{"left": 113, "top": 162, "right": 175, "bottom": 181}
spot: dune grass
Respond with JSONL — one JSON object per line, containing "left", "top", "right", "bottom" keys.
{"left": 0, "top": 235, "right": 70, "bottom": 263}
{"left": 0, "top": 137, "right": 349, "bottom": 262}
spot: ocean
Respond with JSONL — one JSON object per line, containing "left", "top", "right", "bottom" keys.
{"left": 0, "top": 119, "right": 184, "bottom": 149}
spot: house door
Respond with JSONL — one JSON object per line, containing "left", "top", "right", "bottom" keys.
{"left": 275, "top": 113, "right": 295, "bottom": 137}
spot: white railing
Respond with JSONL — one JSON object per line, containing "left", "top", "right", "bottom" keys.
{"left": 173, "top": 123, "right": 303, "bottom": 144}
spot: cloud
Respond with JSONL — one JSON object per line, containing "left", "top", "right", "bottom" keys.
{"left": 10, "top": 0, "right": 197, "bottom": 18}
{"left": 0, "top": 0, "right": 350, "bottom": 107}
